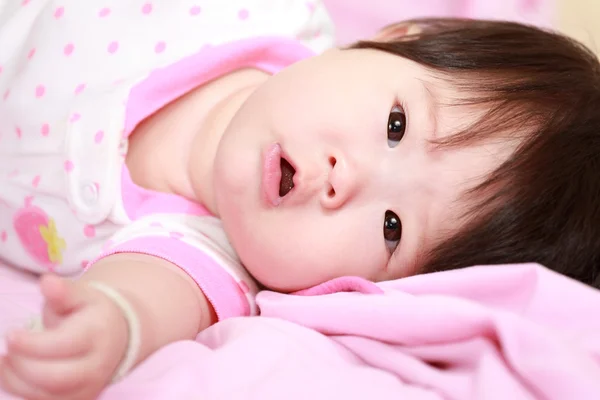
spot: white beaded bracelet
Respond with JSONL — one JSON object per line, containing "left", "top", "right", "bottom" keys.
{"left": 87, "top": 282, "right": 142, "bottom": 382}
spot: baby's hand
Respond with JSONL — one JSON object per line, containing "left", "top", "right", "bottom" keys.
{"left": 0, "top": 275, "right": 128, "bottom": 400}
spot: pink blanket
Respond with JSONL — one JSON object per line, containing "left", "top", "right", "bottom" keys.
{"left": 2, "top": 262, "right": 600, "bottom": 399}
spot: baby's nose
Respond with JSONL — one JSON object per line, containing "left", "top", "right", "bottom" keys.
{"left": 319, "top": 154, "right": 360, "bottom": 210}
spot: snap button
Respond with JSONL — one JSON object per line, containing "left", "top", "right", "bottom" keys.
{"left": 81, "top": 182, "right": 99, "bottom": 206}
{"left": 118, "top": 139, "right": 128, "bottom": 156}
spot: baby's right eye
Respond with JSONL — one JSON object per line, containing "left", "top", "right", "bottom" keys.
{"left": 387, "top": 105, "right": 406, "bottom": 148}
{"left": 383, "top": 210, "right": 402, "bottom": 254}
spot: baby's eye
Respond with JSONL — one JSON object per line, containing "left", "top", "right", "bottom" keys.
{"left": 383, "top": 210, "right": 402, "bottom": 254}
{"left": 387, "top": 105, "right": 406, "bottom": 148}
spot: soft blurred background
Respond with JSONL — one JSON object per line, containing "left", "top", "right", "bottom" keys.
{"left": 323, "top": 0, "right": 600, "bottom": 55}
{"left": 558, "top": 0, "right": 600, "bottom": 52}
{"left": 0, "top": 1, "right": 597, "bottom": 53}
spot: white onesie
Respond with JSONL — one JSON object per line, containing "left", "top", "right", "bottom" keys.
{"left": 0, "top": 0, "right": 334, "bottom": 320}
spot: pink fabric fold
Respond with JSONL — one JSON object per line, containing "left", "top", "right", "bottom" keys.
{"left": 2, "top": 262, "right": 600, "bottom": 399}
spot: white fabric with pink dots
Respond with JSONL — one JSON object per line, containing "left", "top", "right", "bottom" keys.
{"left": 0, "top": 0, "right": 334, "bottom": 319}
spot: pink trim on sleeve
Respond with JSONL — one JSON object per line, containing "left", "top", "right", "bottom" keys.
{"left": 88, "top": 237, "right": 250, "bottom": 320}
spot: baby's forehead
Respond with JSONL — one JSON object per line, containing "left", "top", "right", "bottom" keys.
{"left": 423, "top": 73, "right": 529, "bottom": 146}
{"left": 418, "top": 97, "right": 522, "bottom": 227}
{"left": 406, "top": 138, "right": 510, "bottom": 266}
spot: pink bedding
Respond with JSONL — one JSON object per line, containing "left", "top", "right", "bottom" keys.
{"left": 2, "top": 262, "right": 600, "bottom": 399}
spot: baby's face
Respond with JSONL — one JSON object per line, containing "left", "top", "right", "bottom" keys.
{"left": 212, "top": 47, "right": 514, "bottom": 292}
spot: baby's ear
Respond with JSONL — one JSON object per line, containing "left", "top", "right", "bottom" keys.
{"left": 371, "top": 22, "right": 422, "bottom": 43}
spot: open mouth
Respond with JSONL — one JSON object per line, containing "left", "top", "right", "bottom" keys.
{"left": 262, "top": 143, "right": 298, "bottom": 207}
{"left": 279, "top": 157, "right": 296, "bottom": 197}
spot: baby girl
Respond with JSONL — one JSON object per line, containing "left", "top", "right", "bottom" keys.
{"left": 1, "top": 1, "right": 599, "bottom": 399}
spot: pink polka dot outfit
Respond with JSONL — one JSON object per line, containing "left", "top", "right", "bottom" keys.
{"left": 0, "top": 1, "right": 334, "bottom": 319}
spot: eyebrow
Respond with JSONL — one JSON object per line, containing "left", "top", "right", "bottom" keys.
{"left": 419, "top": 79, "right": 440, "bottom": 142}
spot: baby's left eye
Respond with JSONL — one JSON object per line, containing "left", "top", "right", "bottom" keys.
{"left": 383, "top": 210, "right": 402, "bottom": 254}
{"left": 387, "top": 105, "right": 406, "bottom": 148}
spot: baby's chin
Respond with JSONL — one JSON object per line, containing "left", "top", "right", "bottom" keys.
{"left": 241, "top": 256, "right": 326, "bottom": 293}
{"left": 242, "top": 263, "right": 300, "bottom": 293}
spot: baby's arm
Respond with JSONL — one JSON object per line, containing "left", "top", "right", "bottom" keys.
{"left": 81, "top": 252, "right": 216, "bottom": 365}
{"left": 0, "top": 253, "right": 215, "bottom": 400}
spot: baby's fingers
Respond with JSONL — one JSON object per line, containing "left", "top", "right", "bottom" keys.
{"left": 2, "top": 353, "right": 100, "bottom": 398}
{"left": 6, "top": 317, "right": 91, "bottom": 359}
{"left": 0, "top": 355, "right": 52, "bottom": 400}
{"left": 40, "top": 275, "right": 86, "bottom": 316}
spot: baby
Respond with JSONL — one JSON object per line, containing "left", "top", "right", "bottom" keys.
{"left": 2, "top": 1, "right": 600, "bottom": 399}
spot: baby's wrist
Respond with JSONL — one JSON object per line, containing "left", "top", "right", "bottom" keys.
{"left": 87, "top": 282, "right": 142, "bottom": 382}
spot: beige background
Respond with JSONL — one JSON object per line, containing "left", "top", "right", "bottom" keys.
{"left": 558, "top": 0, "right": 600, "bottom": 54}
